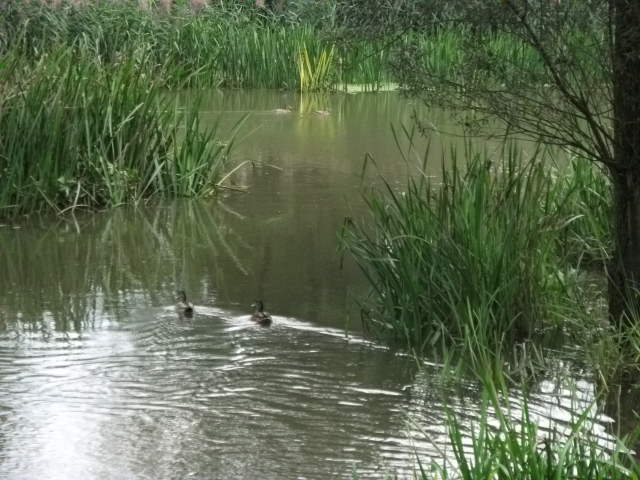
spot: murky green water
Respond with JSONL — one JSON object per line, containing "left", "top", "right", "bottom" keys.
{"left": 0, "top": 91, "right": 612, "bottom": 479}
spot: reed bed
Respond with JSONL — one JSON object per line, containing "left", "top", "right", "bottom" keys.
{"left": 0, "top": 1, "right": 385, "bottom": 90}
{"left": 427, "top": 374, "right": 639, "bottom": 480}
{"left": 0, "top": 1, "right": 546, "bottom": 91}
{"left": 341, "top": 137, "right": 611, "bottom": 355}
{"left": 554, "top": 157, "right": 612, "bottom": 264}
{"left": 0, "top": 49, "right": 235, "bottom": 217}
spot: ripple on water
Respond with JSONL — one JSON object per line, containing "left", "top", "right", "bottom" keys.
{"left": 0, "top": 304, "right": 617, "bottom": 480}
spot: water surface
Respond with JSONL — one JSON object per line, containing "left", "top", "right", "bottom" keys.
{"left": 0, "top": 91, "right": 612, "bottom": 479}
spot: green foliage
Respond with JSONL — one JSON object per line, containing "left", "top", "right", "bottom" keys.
{"left": 430, "top": 377, "right": 640, "bottom": 480}
{"left": 553, "top": 157, "right": 612, "bottom": 264}
{"left": 0, "top": 1, "right": 551, "bottom": 92}
{"left": 342, "top": 134, "right": 612, "bottom": 355}
{"left": 0, "top": 0, "right": 391, "bottom": 90}
{"left": 297, "top": 43, "right": 335, "bottom": 91}
{"left": 0, "top": 48, "right": 234, "bottom": 217}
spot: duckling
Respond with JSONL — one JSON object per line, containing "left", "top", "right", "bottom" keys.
{"left": 176, "top": 290, "right": 194, "bottom": 317}
{"left": 251, "top": 300, "right": 272, "bottom": 326}
{"left": 313, "top": 109, "right": 330, "bottom": 116}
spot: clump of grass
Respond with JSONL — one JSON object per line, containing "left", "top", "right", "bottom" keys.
{"left": 554, "top": 157, "right": 612, "bottom": 265}
{"left": 341, "top": 136, "right": 577, "bottom": 355}
{"left": 217, "top": 20, "right": 317, "bottom": 89}
{"left": 0, "top": 48, "right": 235, "bottom": 217}
{"left": 2, "top": 0, "right": 530, "bottom": 92}
{"left": 297, "top": 43, "right": 335, "bottom": 91}
{"left": 427, "top": 375, "right": 640, "bottom": 480}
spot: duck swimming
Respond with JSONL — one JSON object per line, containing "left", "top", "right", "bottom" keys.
{"left": 272, "top": 105, "right": 293, "bottom": 114}
{"left": 251, "top": 300, "right": 272, "bottom": 326}
{"left": 176, "top": 290, "right": 194, "bottom": 317}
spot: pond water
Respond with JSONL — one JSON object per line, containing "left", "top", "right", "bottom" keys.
{"left": 0, "top": 91, "right": 613, "bottom": 479}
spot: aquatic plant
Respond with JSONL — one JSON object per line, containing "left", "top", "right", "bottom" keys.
{"left": 341, "top": 134, "right": 601, "bottom": 354}
{"left": 297, "top": 43, "right": 335, "bottom": 91}
{"left": 0, "top": 48, "right": 234, "bottom": 217}
{"left": 553, "top": 157, "right": 612, "bottom": 265}
{"left": 430, "top": 374, "right": 640, "bottom": 480}
{"left": 0, "top": 0, "right": 549, "bottom": 92}
{"left": 0, "top": 1, "right": 351, "bottom": 89}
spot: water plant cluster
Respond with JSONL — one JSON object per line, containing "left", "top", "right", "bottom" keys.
{"left": 335, "top": 2, "right": 639, "bottom": 476}
{"left": 343, "top": 138, "right": 619, "bottom": 360}
{"left": 0, "top": 50, "right": 237, "bottom": 216}
{"left": 412, "top": 371, "right": 640, "bottom": 480}
{"left": 0, "top": 0, "right": 392, "bottom": 91}
{"left": 0, "top": 3, "right": 252, "bottom": 217}
{"left": 341, "top": 134, "right": 640, "bottom": 474}
{"left": 0, "top": 0, "right": 557, "bottom": 93}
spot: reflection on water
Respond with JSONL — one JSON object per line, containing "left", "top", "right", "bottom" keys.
{"left": 0, "top": 91, "right": 614, "bottom": 479}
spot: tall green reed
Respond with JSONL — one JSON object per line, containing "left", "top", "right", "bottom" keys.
{"left": 0, "top": 0, "right": 483, "bottom": 91}
{"left": 1, "top": 1, "right": 555, "bottom": 92}
{"left": 554, "top": 157, "right": 611, "bottom": 265}
{"left": 297, "top": 43, "right": 335, "bottom": 91}
{"left": 0, "top": 48, "right": 235, "bottom": 217}
{"left": 430, "top": 373, "right": 639, "bottom": 480}
{"left": 341, "top": 134, "right": 583, "bottom": 355}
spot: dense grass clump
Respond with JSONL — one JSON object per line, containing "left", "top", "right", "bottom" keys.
{"left": 429, "top": 377, "right": 639, "bottom": 480}
{"left": 0, "top": 49, "right": 234, "bottom": 216}
{"left": 0, "top": 0, "right": 393, "bottom": 91}
{"left": 0, "top": 1, "right": 557, "bottom": 92}
{"left": 342, "top": 142, "right": 612, "bottom": 355}
{"left": 554, "top": 158, "right": 612, "bottom": 265}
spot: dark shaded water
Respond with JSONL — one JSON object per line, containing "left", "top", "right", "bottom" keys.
{"left": 0, "top": 91, "right": 613, "bottom": 479}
